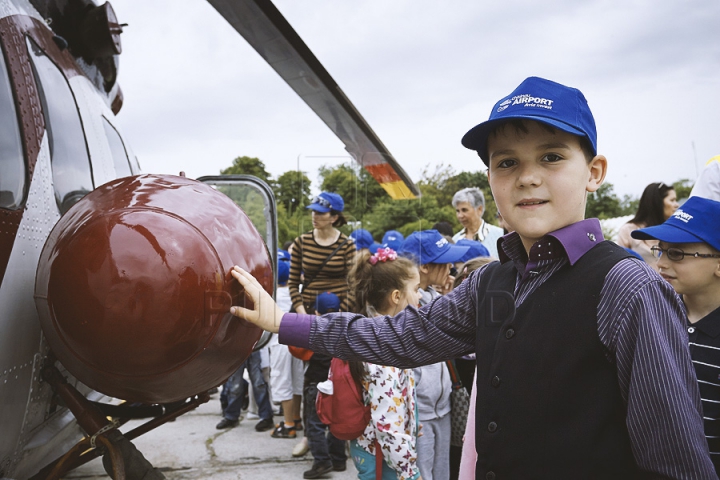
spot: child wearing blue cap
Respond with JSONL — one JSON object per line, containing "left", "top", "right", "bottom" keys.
{"left": 231, "top": 77, "right": 714, "bottom": 478}
{"left": 631, "top": 196, "right": 720, "bottom": 474}
{"left": 399, "top": 230, "right": 469, "bottom": 480}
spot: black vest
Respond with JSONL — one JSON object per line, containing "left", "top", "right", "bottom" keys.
{"left": 474, "top": 241, "right": 637, "bottom": 479}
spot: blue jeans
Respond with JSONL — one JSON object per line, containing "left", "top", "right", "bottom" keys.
{"left": 304, "top": 382, "right": 347, "bottom": 466}
{"left": 221, "top": 351, "right": 272, "bottom": 422}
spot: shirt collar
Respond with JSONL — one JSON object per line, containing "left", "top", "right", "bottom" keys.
{"left": 498, "top": 219, "right": 605, "bottom": 266}
{"left": 690, "top": 305, "right": 720, "bottom": 338}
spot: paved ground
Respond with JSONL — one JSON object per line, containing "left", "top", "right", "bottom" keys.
{"left": 65, "top": 392, "right": 358, "bottom": 480}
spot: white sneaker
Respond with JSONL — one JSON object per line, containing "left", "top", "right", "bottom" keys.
{"left": 292, "top": 437, "right": 309, "bottom": 457}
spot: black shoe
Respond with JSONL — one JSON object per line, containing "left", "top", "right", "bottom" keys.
{"left": 303, "top": 462, "right": 333, "bottom": 479}
{"left": 332, "top": 461, "right": 346, "bottom": 472}
{"left": 254, "top": 418, "right": 274, "bottom": 432}
{"left": 216, "top": 418, "right": 239, "bottom": 430}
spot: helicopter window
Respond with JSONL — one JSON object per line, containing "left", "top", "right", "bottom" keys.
{"left": 0, "top": 44, "right": 26, "bottom": 210}
{"left": 27, "top": 37, "right": 93, "bottom": 214}
{"left": 102, "top": 117, "right": 132, "bottom": 177}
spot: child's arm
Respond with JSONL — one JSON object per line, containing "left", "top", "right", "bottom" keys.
{"left": 230, "top": 264, "right": 483, "bottom": 367}
{"left": 604, "top": 259, "right": 716, "bottom": 478}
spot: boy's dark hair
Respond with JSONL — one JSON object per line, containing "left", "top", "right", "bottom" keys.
{"left": 488, "top": 119, "right": 595, "bottom": 163}
{"left": 282, "top": 240, "right": 293, "bottom": 251}
{"left": 433, "top": 221, "right": 455, "bottom": 237}
{"left": 331, "top": 210, "right": 347, "bottom": 227}
{"left": 630, "top": 182, "right": 674, "bottom": 227}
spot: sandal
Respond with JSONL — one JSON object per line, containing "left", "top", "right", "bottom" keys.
{"left": 271, "top": 421, "right": 297, "bottom": 438}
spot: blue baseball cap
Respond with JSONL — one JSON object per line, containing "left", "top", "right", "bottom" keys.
{"left": 369, "top": 242, "right": 382, "bottom": 254}
{"left": 350, "top": 229, "right": 374, "bottom": 250}
{"left": 307, "top": 192, "right": 344, "bottom": 213}
{"left": 455, "top": 239, "right": 491, "bottom": 263}
{"left": 461, "top": 76, "right": 597, "bottom": 165}
{"left": 277, "top": 260, "right": 290, "bottom": 284}
{"left": 382, "top": 230, "right": 404, "bottom": 251}
{"left": 278, "top": 249, "right": 291, "bottom": 262}
{"left": 316, "top": 291, "right": 341, "bottom": 314}
{"left": 399, "top": 230, "right": 470, "bottom": 265}
{"left": 631, "top": 196, "right": 720, "bottom": 251}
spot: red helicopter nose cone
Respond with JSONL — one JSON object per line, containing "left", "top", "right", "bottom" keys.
{"left": 35, "top": 174, "right": 273, "bottom": 403}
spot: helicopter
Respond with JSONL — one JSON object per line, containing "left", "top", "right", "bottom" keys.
{"left": 0, "top": 0, "right": 418, "bottom": 478}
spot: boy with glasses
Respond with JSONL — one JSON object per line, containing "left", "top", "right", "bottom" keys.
{"left": 632, "top": 195, "right": 720, "bottom": 474}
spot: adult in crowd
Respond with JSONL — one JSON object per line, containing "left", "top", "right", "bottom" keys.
{"left": 288, "top": 192, "right": 355, "bottom": 314}
{"left": 691, "top": 155, "right": 720, "bottom": 201}
{"left": 269, "top": 259, "right": 304, "bottom": 439}
{"left": 451, "top": 187, "right": 503, "bottom": 258}
{"left": 617, "top": 182, "right": 678, "bottom": 268}
{"left": 399, "top": 230, "right": 468, "bottom": 480}
{"left": 217, "top": 349, "right": 274, "bottom": 432}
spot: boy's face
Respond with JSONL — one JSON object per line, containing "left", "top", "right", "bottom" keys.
{"left": 486, "top": 120, "right": 606, "bottom": 252}
{"left": 656, "top": 241, "right": 720, "bottom": 296}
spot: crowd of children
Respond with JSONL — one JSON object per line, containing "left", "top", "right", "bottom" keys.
{"left": 225, "top": 76, "right": 720, "bottom": 479}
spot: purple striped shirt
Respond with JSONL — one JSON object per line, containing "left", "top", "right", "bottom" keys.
{"left": 279, "top": 219, "right": 716, "bottom": 478}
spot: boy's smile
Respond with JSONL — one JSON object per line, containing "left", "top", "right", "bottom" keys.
{"left": 487, "top": 120, "right": 606, "bottom": 253}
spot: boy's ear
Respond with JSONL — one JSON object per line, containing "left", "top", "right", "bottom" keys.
{"left": 586, "top": 155, "right": 608, "bottom": 193}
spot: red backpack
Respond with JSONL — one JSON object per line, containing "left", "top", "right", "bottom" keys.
{"left": 316, "top": 358, "right": 371, "bottom": 440}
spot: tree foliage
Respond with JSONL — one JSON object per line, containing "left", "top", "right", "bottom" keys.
{"left": 274, "top": 170, "right": 311, "bottom": 214}
{"left": 221, "top": 156, "right": 272, "bottom": 184}
{"left": 219, "top": 156, "right": 678, "bottom": 247}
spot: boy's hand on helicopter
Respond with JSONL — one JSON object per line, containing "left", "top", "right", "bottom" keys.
{"left": 230, "top": 266, "right": 284, "bottom": 333}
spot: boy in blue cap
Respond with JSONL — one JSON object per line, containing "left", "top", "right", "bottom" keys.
{"left": 631, "top": 196, "right": 720, "bottom": 474}
{"left": 230, "top": 77, "right": 714, "bottom": 478}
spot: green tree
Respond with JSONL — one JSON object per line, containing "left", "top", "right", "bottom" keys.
{"left": 274, "top": 170, "right": 311, "bottom": 214}
{"left": 416, "top": 163, "right": 497, "bottom": 230}
{"left": 221, "top": 156, "right": 272, "bottom": 184}
{"left": 318, "top": 163, "right": 389, "bottom": 222}
{"left": 585, "top": 183, "right": 625, "bottom": 219}
{"left": 672, "top": 178, "right": 694, "bottom": 201}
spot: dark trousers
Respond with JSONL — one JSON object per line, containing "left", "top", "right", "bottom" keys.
{"left": 304, "top": 382, "right": 347, "bottom": 466}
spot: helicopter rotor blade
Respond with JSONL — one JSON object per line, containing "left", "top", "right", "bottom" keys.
{"left": 206, "top": 0, "right": 419, "bottom": 199}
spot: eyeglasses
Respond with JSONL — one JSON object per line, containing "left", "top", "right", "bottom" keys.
{"left": 650, "top": 246, "right": 720, "bottom": 262}
{"left": 311, "top": 196, "right": 332, "bottom": 209}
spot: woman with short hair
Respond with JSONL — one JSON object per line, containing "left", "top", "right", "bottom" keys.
{"left": 451, "top": 187, "right": 503, "bottom": 258}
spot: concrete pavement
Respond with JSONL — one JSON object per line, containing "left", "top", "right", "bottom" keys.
{"left": 65, "top": 392, "right": 358, "bottom": 480}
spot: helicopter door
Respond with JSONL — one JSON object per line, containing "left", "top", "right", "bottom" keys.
{"left": 198, "top": 175, "right": 278, "bottom": 349}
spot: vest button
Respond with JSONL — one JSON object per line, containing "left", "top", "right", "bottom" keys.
{"left": 688, "top": 327, "right": 695, "bottom": 334}
{"left": 488, "top": 421, "right": 498, "bottom": 432}
{"left": 491, "top": 376, "right": 501, "bottom": 387}
{"left": 486, "top": 472, "right": 496, "bottom": 480}
{"left": 505, "top": 328, "right": 515, "bottom": 339}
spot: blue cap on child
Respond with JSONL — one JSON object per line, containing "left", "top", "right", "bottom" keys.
{"left": 316, "top": 292, "right": 341, "bottom": 314}
{"left": 399, "top": 230, "right": 469, "bottom": 265}
{"left": 461, "top": 76, "right": 598, "bottom": 165}
{"left": 350, "top": 229, "right": 374, "bottom": 250}
{"left": 382, "top": 230, "right": 404, "bottom": 251}
{"left": 455, "top": 239, "right": 491, "bottom": 263}
{"left": 277, "top": 260, "right": 290, "bottom": 284}
{"left": 278, "top": 249, "right": 291, "bottom": 262}
{"left": 631, "top": 196, "right": 720, "bottom": 252}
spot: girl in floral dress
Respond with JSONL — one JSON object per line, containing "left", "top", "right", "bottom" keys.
{"left": 347, "top": 248, "right": 423, "bottom": 480}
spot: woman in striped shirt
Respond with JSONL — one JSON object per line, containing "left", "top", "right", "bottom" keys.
{"left": 289, "top": 192, "right": 355, "bottom": 314}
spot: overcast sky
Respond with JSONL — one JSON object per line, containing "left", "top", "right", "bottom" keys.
{"left": 111, "top": 0, "right": 720, "bottom": 199}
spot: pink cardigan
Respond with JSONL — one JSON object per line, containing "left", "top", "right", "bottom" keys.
{"left": 459, "top": 372, "right": 477, "bottom": 479}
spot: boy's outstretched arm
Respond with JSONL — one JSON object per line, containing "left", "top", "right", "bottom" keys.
{"left": 230, "top": 266, "right": 284, "bottom": 333}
